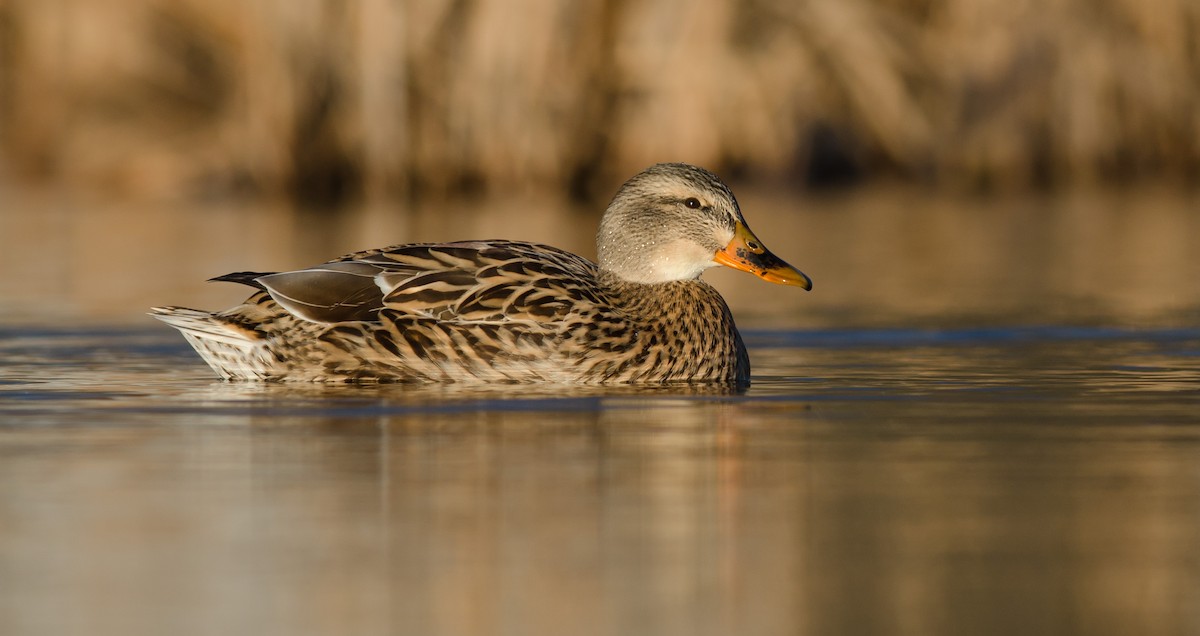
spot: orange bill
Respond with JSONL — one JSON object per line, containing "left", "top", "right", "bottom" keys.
{"left": 713, "top": 221, "right": 812, "bottom": 290}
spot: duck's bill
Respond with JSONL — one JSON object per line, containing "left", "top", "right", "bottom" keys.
{"left": 713, "top": 221, "right": 812, "bottom": 290}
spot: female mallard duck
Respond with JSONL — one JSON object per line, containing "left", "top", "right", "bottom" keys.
{"left": 152, "top": 163, "right": 811, "bottom": 384}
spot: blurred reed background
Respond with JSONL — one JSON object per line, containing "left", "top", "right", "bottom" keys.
{"left": 1, "top": 0, "right": 1197, "bottom": 206}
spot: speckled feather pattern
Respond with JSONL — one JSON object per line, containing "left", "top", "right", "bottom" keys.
{"left": 152, "top": 240, "right": 749, "bottom": 384}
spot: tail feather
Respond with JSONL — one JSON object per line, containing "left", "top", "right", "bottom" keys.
{"left": 150, "top": 306, "right": 276, "bottom": 380}
{"left": 150, "top": 307, "right": 258, "bottom": 348}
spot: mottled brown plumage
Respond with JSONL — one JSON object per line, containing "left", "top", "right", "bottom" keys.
{"left": 152, "top": 163, "right": 810, "bottom": 384}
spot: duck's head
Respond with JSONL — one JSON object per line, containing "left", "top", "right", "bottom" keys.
{"left": 597, "top": 163, "right": 812, "bottom": 289}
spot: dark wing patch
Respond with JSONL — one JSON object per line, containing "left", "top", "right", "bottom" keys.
{"left": 258, "top": 262, "right": 385, "bottom": 323}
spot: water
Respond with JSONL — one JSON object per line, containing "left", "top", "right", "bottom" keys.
{"left": 2, "top": 324, "right": 1198, "bottom": 636}
{"left": 2, "top": 186, "right": 1199, "bottom": 634}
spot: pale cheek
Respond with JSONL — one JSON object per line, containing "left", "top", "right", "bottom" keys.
{"left": 643, "top": 239, "right": 717, "bottom": 281}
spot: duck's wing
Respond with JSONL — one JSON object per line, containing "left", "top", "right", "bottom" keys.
{"left": 372, "top": 241, "right": 603, "bottom": 323}
{"left": 254, "top": 261, "right": 389, "bottom": 323}
{"left": 234, "top": 240, "right": 602, "bottom": 325}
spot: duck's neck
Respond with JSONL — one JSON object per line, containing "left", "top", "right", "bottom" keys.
{"left": 597, "top": 270, "right": 711, "bottom": 310}
{"left": 595, "top": 271, "right": 750, "bottom": 384}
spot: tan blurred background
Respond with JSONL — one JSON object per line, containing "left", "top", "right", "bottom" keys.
{"left": 3, "top": 0, "right": 1198, "bottom": 201}
{"left": 0, "top": 0, "right": 1197, "bottom": 324}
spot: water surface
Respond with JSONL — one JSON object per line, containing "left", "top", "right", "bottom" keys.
{"left": 2, "top": 325, "right": 1198, "bottom": 636}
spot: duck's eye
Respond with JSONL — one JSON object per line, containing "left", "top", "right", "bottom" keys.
{"left": 684, "top": 197, "right": 702, "bottom": 209}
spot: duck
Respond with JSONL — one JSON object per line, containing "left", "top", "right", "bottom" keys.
{"left": 151, "top": 163, "right": 811, "bottom": 384}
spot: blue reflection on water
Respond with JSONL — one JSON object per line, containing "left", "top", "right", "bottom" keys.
{"left": 745, "top": 325, "right": 1200, "bottom": 349}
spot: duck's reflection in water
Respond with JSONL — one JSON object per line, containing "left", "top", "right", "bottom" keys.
{"left": 226, "top": 397, "right": 764, "bottom": 636}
